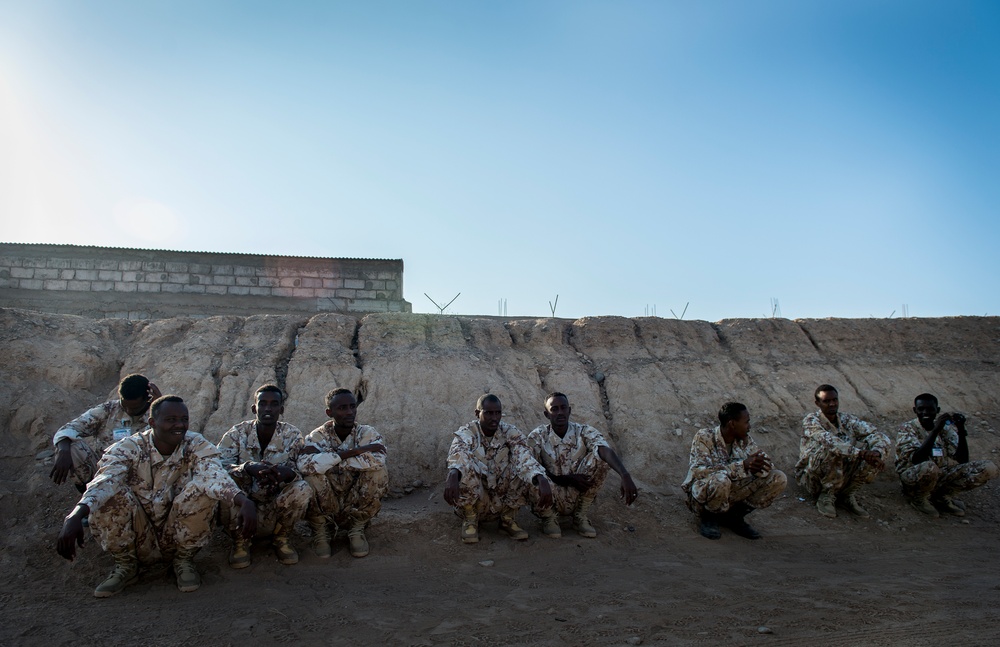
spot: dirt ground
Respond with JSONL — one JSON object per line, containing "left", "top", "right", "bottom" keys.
{"left": 4, "top": 466, "right": 998, "bottom": 647}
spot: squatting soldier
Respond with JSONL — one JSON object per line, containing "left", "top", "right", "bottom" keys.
{"left": 681, "top": 402, "right": 787, "bottom": 540}
{"left": 217, "top": 384, "right": 311, "bottom": 568}
{"left": 526, "top": 392, "right": 637, "bottom": 538}
{"left": 56, "top": 396, "right": 257, "bottom": 597}
{"left": 50, "top": 373, "right": 160, "bottom": 491}
{"left": 896, "top": 393, "right": 999, "bottom": 517}
{"left": 443, "top": 394, "right": 553, "bottom": 544}
{"left": 297, "top": 388, "right": 388, "bottom": 558}
{"left": 796, "top": 384, "right": 889, "bottom": 519}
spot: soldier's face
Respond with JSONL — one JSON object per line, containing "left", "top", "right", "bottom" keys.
{"left": 730, "top": 410, "right": 751, "bottom": 441}
{"left": 326, "top": 392, "right": 358, "bottom": 427}
{"left": 914, "top": 399, "right": 940, "bottom": 426}
{"left": 476, "top": 401, "right": 502, "bottom": 434}
{"left": 816, "top": 391, "right": 839, "bottom": 418}
{"left": 151, "top": 401, "right": 189, "bottom": 453}
{"left": 253, "top": 391, "right": 284, "bottom": 425}
{"left": 544, "top": 396, "right": 571, "bottom": 429}
{"left": 121, "top": 396, "right": 150, "bottom": 417}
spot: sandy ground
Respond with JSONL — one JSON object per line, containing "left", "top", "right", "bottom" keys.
{"left": 3, "top": 468, "right": 999, "bottom": 647}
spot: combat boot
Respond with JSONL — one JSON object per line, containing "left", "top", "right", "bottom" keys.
{"left": 228, "top": 537, "right": 252, "bottom": 569}
{"left": 698, "top": 512, "right": 721, "bottom": 540}
{"left": 816, "top": 491, "right": 837, "bottom": 518}
{"left": 172, "top": 548, "right": 201, "bottom": 593}
{"left": 347, "top": 522, "right": 370, "bottom": 558}
{"left": 272, "top": 524, "right": 299, "bottom": 565}
{"left": 500, "top": 508, "right": 529, "bottom": 540}
{"left": 93, "top": 551, "right": 138, "bottom": 598}
{"left": 934, "top": 495, "right": 965, "bottom": 517}
{"left": 723, "top": 503, "right": 761, "bottom": 540}
{"left": 461, "top": 505, "right": 479, "bottom": 544}
{"left": 539, "top": 510, "right": 562, "bottom": 538}
{"left": 909, "top": 495, "right": 939, "bottom": 517}
{"left": 309, "top": 515, "right": 332, "bottom": 558}
{"left": 572, "top": 496, "right": 597, "bottom": 538}
{"left": 840, "top": 486, "right": 870, "bottom": 518}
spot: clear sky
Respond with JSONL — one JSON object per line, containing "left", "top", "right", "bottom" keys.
{"left": 2, "top": 1, "right": 997, "bottom": 321}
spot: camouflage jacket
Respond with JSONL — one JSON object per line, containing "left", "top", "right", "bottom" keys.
{"left": 218, "top": 420, "right": 306, "bottom": 494}
{"left": 895, "top": 418, "right": 960, "bottom": 474}
{"left": 53, "top": 399, "right": 150, "bottom": 449}
{"left": 297, "top": 422, "right": 386, "bottom": 475}
{"left": 681, "top": 426, "right": 769, "bottom": 492}
{"left": 447, "top": 420, "right": 545, "bottom": 487}
{"left": 527, "top": 421, "right": 609, "bottom": 475}
{"left": 796, "top": 410, "right": 889, "bottom": 471}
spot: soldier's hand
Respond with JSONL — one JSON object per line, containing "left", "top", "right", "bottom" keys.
{"left": 56, "top": 510, "right": 88, "bottom": 561}
{"left": 299, "top": 445, "right": 320, "bottom": 455}
{"left": 246, "top": 462, "right": 276, "bottom": 485}
{"left": 147, "top": 382, "right": 162, "bottom": 402}
{"left": 236, "top": 495, "right": 257, "bottom": 540}
{"left": 566, "top": 474, "right": 593, "bottom": 492}
{"left": 620, "top": 473, "right": 638, "bottom": 506}
{"left": 951, "top": 412, "right": 967, "bottom": 435}
{"left": 272, "top": 465, "right": 296, "bottom": 483}
{"left": 362, "top": 443, "right": 387, "bottom": 456}
{"left": 535, "top": 475, "right": 553, "bottom": 510}
{"left": 743, "top": 452, "right": 771, "bottom": 475}
{"left": 50, "top": 449, "right": 74, "bottom": 485}
{"left": 933, "top": 413, "right": 952, "bottom": 432}
{"left": 443, "top": 470, "right": 461, "bottom": 506}
{"left": 859, "top": 450, "right": 884, "bottom": 470}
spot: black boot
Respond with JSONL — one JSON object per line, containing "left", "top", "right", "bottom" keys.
{"left": 698, "top": 512, "right": 721, "bottom": 540}
{"left": 724, "top": 503, "right": 761, "bottom": 540}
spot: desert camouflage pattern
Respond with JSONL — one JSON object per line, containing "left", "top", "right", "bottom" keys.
{"left": 52, "top": 399, "right": 151, "bottom": 486}
{"left": 217, "top": 420, "right": 310, "bottom": 535}
{"left": 682, "top": 426, "right": 787, "bottom": 514}
{"left": 447, "top": 420, "right": 546, "bottom": 517}
{"left": 795, "top": 411, "right": 890, "bottom": 496}
{"left": 297, "top": 422, "right": 388, "bottom": 527}
{"left": 895, "top": 419, "right": 999, "bottom": 498}
{"left": 80, "top": 430, "right": 241, "bottom": 562}
{"left": 527, "top": 421, "right": 610, "bottom": 514}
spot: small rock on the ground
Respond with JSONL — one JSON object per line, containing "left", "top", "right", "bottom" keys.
{"left": 626, "top": 637, "right": 643, "bottom": 645}
{"left": 479, "top": 560, "right": 494, "bottom": 567}
{"left": 758, "top": 626, "right": 773, "bottom": 634}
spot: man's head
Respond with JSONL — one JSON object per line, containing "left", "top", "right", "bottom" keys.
{"left": 149, "top": 395, "right": 188, "bottom": 454}
{"left": 913, "top": 393, "right": 940, "bottom": 429}
{"left": 719, "top": 402, "right": 750, "bottom": 442}
{"left": 253, "top": 384, "right": 284, "bottom": 426}
{"left": 118, "top": 374, "right": 152, "bottom": 416}
{"left": 476, "top": 394, "right": 503, "bottom": 435}
{"left": 543, "top": 392, "right": 571, "bottom": 431}
{"left": 325, "top": 388, "right": 357, "bottom": 427}
{"left": 814, "top": 385, "right": 839, "bottom": 418}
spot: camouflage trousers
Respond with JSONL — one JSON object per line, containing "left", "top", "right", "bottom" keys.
{"left": 64, "top": 439, "right": 101, "bottom": 488}
{"left": 89, "top": 480, "right": 217, "bottom": 563}
{"left": 687, "top": 469, "right": 788, "bottom": 514}
{"left": 530, "top": 454, "right": 610, "bottom": 516}
{"left": 451, "top": 462, "right": 533, "bottom": 519}
{"left": 796, "top": 447, "right": 882, "bottom": 497}
{"left": 899, "top": 460, "right": 999, "bottom": 499}
{"left": 305, "top": 467, "right": 388, "bottom": 528}
{"left": 221, "top": 479, "right": 311, "bottom": 538}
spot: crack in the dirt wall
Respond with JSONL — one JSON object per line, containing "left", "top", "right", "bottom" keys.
{"left": 352, "top": 318, "right": 368, "bottom": 403}
{"left": 796, "top": 321, "right": 876, "bottom": 411}
{"left": 711, "top": 321, "right": 786, "bottom": 416}
{"left": 275, "top": 319, "right": 308, "bottom": 395}
{"left": 632, "top": 319, "right": 689, "bottom": 411}
{"left": 567, "top": 322, "right": 613, "bottom": 426}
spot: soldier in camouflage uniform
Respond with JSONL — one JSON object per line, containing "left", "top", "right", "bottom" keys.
{"left": 895, "top": 393, "right": 999, "bottom": 517}
{"left": 50, "top": 374, "right": 160, "bottom": 492}
{"left": 297, "top": 388, "right": 388, "bottom": 558}
{"left": 57, "top": 396, "right": 257, "bottom": 598}
{"left": 796, "top": 384, "right": 890, "bottom": 519}
{"left": 682, "top": 402, "right": 786, "bottom": 540}
{"left": 526, "top": 393, "right": 637, "bottom": 538}
{"left": 443, "top": 394, "right": 553, "bottom": 544}
{"left": 218, "top": 384, "right": 310, "bottom": 568}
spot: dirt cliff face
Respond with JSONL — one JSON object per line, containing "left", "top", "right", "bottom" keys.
{"left": 4, "top": 308, "right": 999, "bottom": 492}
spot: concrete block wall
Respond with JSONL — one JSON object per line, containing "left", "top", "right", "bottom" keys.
{"left": 0, "top": 243, "right": 411, "bottom": 319}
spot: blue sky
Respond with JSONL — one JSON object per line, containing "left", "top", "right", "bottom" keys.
{"left": 2, "top": 1, "right": 997, "bottom": 320}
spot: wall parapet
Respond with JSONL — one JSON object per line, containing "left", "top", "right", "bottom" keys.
{"left": 0, "top": 243, "right": 411, "bottom": 319}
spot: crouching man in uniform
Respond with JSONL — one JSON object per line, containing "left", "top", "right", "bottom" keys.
{"left": 56, "top": 396, "right": 256, "bottom": 597}
{"left": 681, "top": 402, "right": 786, "bottom": 540}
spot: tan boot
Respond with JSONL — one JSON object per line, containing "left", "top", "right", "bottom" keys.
{"left": 228, "top": 537, "right": 252, "bottom": 569}
{"left": 461, "top": 505, "right": 479, "bottom": 544}
{"left": 500, "top": 508, "right": 529, "bottom": 540}
{"left": 539, "top": 510, "right": 562, "bottom": 538}
{"left": 573, "top": 496, "right": 597, "bottom": 538}
{"left": 909, "top": 495, "right": 940, "bottom": 517}
{"left": 309, "top": 515, "right": 332, "bottom": 558}
{"left": 94, "top": 551, "right": 138, "bottom": 598}
{"left": 348, "top": 523, "right": 370, "bottom": 558}
{"left": 840, "top": 487, "right": 870, "bottom": 518}
{"left": 272, "top": 524, "right": 299, "bottom": 565}
{"left": 172, "top": 548, "right": 201, "bottom": 593}
{"left": 816, "top": 491, "right": 837, "bottom": 518}
{"left": 935, "top": 495, "right": 965, "bottom": 517}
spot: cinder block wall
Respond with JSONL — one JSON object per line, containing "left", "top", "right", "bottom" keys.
{"left": 0, "top": 243, "right": 411, "bottom": 319}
